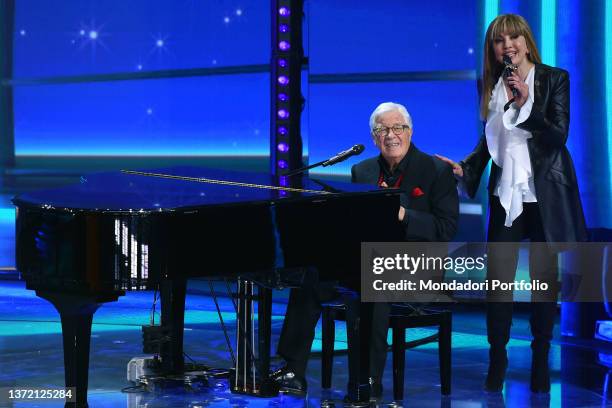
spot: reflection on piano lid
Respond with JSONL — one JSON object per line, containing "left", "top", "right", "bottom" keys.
{"left": 13, "top": 166, "right": 378, "bottom": 213}
{"left": 115, "top": 217, "right": 149, "bottom": 290}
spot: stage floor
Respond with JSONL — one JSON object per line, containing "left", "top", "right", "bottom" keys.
{"left": 0, "top": 279, "right": 611, "bottom": 408}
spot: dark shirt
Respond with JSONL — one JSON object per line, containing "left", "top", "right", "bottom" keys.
{"left": 377, "top": 151, "right": 413, "bottom": 222}
{"left": 377, "top": 152, "right": 411, "bottom": 188}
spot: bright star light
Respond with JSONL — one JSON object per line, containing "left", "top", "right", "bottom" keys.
{"left": 467, "top": 47, "right": 474, "bottom": 54}
{"left": 149, "top": 34, "right": 170, "bottom": 56}
{"left": 19, "top": 29, "right": 26, "bottom": 36}
{"left": 74, "top": 21, "right": 109, "bottom": 57}
{"left": 137, "top": 64, "right": 143, "bottom": 70}
{"left": 223, "top": 16, "right": 230, "bottom": 23}
{"left": 146, "top": 108, "right": 153, "bottom": 115}
{"left": 236, "top": 9, "right": 242, "bottom": 16}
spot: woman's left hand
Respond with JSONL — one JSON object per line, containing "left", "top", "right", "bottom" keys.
{"left": 507, "top": 71, "right": 529, "bottom": 107}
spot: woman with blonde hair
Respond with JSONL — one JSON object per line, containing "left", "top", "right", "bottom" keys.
{"left": 437, "top": 14, "right": 587, "bottom": 393}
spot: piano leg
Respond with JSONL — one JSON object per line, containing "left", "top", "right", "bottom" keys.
{"left": 160, "top": 278, "right": 187, "bottom": 374}
{"left": 234, "top": 279, "right": 255, "bottom": 393}
{"left": 37, "top": 291, "right": 107, "bottom": 408}
{"left": 60, "top": 311, "right": 95, "bottom": 408}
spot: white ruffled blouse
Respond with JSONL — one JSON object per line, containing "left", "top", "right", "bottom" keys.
{"left": 485, "top": 65, "right": 537, "bottom": 227}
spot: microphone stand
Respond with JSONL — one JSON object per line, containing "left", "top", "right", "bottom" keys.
{"left": 284, "top": 144, "right": 364, "bottom": 177}
{"left": 283, "top": 159, "right": 330, "bottom": 177}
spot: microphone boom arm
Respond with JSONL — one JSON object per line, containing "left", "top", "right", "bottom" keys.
{"left": 283, "top": 144, "right": 364, "bottom": 177}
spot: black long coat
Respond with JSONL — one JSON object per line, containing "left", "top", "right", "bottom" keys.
{"left": 460, "top": 63, "right": 588, "bottom": 243}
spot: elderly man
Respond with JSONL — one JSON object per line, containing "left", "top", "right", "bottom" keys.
{"left": 352, "top": 102, "right": 458, "bottom": 241}
{"left": 272, "top": 102, "right": 459, "bottom": 398}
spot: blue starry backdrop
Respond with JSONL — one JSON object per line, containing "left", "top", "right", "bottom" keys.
{"left": 7, "top": 0, "right": 612, "bottom": 228}
{"left": 11, "top": 0, "right": 479, "bottom": 159}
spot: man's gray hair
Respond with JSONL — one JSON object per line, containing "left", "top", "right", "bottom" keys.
{"left": 369, "top": 102, "right": 413, "bottom": 135}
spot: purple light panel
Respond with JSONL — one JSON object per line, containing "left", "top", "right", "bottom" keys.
{"left": 279, "top": 24, "right": 289, "bottom": 33}
{"left": 279, "top": 7, "right": 290, "bottom": 16}
{"left": 277, "top": 142, "right": 289, "bottom": 152}
{"left": 279, "top": 176, "right": 289, "bottom": 187}
{"left": 278, "top": 126, "right": 288, "bottom": 135}
{"left": 278, "top": 93, "right": 288, "bottom": 102}
{"left": 278, "top": 58, "right": 288, "bottom": 68}
{"left": 277, "top": 159, "right": 288, "bottom": 169}
{"left": 277, "top": 109, "right": 289, "bottom": 119}
{"left": 277, "top": 75, "right": 289, "bottom": 85}
{"left": 279, "top": 41, "right": 290, "bottom": 51}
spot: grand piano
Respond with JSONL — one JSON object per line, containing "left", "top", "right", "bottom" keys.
{"left": 13, "top": 166, "right": 403, "bottom": 407}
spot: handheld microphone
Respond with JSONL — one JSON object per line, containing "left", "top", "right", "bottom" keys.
{"left": 322, "top": 144, "right": 365, "bottom": 167}
{"left": 503, "top": 54, "right": 518, "bottom": 97}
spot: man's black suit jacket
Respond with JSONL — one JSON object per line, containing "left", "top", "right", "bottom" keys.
{"left": 460, "top": 63, "right": 588, "bottom": 243}
{"left": 351, "top": 145, "right": 459, "bottom": 242}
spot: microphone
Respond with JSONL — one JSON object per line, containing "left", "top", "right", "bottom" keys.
{"left": 503, "top": 54, "right": 518, "bottom": 97}
{"left": 322, "top": 144, "right": 365, "bottom": 167}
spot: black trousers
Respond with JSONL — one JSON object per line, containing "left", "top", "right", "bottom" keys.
{"left": 277, "top": 285, "right": 390, "bottom": 380}
{"left": 486, "top": 197, "right": 558, "bottom": 349}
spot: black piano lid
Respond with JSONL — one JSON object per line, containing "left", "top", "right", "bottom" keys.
{"left": 12, "top": 166, "right": 393, "bottom": 214}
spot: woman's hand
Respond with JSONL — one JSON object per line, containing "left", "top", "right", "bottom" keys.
{"left": 434, "top": 154, "right": 464, "bottom": 178}
{"left": 506, "top": 70, "right": 529, "bottom": 107}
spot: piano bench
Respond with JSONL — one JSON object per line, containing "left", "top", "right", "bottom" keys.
{"left": 320, "top": 303, "right": 452, "bottom": 400}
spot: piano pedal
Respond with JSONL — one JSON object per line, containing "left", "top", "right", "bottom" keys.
{"left": 320, "top": 399, "right": 377, "bottom": 408}
{"left": 228, "top": 370, "right": 279, "bottom": 397}
{"left": 320, "top": 395, "right": 382, "bottom": 408}
{"left": 136, "top": 372, "right": 210, "bottom": 393}
{"left": 126, "top": 356, "right": 235, "bottom": 394}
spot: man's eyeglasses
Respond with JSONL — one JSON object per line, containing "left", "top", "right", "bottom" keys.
{"left": 373, "top": 125, "right": 410, "bottom": 138}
